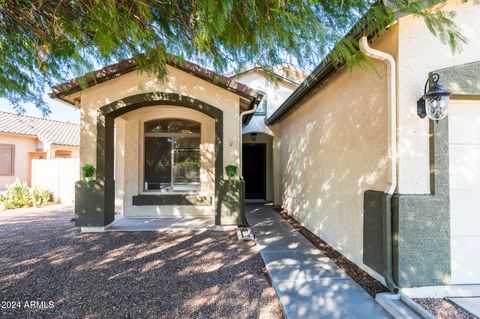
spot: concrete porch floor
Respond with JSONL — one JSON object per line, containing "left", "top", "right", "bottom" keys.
{"left": 107, "top": 216, "right": 215, "bottom": 231}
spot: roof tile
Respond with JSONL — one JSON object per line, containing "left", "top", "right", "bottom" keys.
{"left": 0, "top": 111, "right": 79, "bottom": 146}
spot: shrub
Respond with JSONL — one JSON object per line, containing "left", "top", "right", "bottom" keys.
{"left": 81, "top": 163, "right": 95, "bottom": 180}
{"left": 0, "top": 180, "right": 53, "bottom": 210}
{"left": 225, "top": 164, "right": 238, "bottom": 181}
{"left": 30, "top": 187, "right": 53, "bottom": 207}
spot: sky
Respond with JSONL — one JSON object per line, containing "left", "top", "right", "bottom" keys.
{"left": 0, "top": 3, "right": 366, "bottom": 125}
{"left": 0, "top": 94, "right": 80, "bottom": 124}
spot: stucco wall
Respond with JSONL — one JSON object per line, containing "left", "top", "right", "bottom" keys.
{"left": 277, "top": 29, "right": 398, "bottom": 280}
{"left": 79, "top": 65, "right": 241, "bottom": 180}
{"left": 114, "top": 118, "right": 126, "bottom": 213}
{"left": 0, "top": 134, "right": 38, "bottom": 189}
{"left": 396, "top": 0, "right": 480, "bottom": 193}
{"left": 48, "top": 144, "right": 80, "bottom": 159}
{"left": 235, "top": 70, "right": 297, "bottom": 117}
{"left": 238, "top": 70, "right": 297, "bottom": 136}
{"left": 114, "top": 106, "right": 216, "bottom": 217}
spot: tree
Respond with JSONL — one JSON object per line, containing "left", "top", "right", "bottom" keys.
{"left": 0, "top": 0, "right": 466, "bottom": 115}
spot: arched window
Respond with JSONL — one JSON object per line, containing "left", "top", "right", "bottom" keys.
{"left": 144, "top": 119, "right": 201, "bottom": 192}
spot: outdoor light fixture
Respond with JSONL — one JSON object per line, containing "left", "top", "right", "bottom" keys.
{"left": 417, "top": 73, "right": 451, "bottom": 122}
{"left": 250, "top": 133, "right": 258, "bottom": 142}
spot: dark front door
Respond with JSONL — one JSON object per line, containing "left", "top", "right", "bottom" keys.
{"left": 242, "top": 143, "right": 266, "bottom": 200}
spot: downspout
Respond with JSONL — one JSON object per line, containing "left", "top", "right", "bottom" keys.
{"left": 239, "top": 98, "right": 260, "bottom": 226}
{"left": 359, "top": 36, "right": 399, "bottom": 293}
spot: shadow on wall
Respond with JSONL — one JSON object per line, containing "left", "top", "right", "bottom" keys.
{"left": 279, "top": 64, "right": 397, "bottom": 267}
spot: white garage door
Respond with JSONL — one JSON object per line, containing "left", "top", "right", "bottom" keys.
{"left": 449, "top": 100, "right": 480, "bottom": 284}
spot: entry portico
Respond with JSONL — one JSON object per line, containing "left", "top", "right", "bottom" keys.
{"left": 50, "top": 58, "right": 263, "bottom": 229}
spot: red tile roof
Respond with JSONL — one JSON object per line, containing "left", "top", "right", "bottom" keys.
{"left": 0, "top": 111, "right": 79, "bottom": 146}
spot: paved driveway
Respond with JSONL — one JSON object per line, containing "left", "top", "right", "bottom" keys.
{"left": 0, "top": 205, "right": 282, "bottom": 319}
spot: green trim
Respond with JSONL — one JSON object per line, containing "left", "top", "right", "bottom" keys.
{"left": 363, "top": 190, "right": 388, "bottom": 275}
{"left": 75, "top": 92, "right": 241, "bottom": 227}
{"left": 434, "top": 60, "right": 480, "bottom": 97}
{"left": 391, "top": 119, "right": 450, "bottom": 287}
{"left": 217, "top": 179, "right": 245, "bottom": 225}
{"left": 75, "top": 180, "right": 114, "bottom": 227}
{"left": 99, "top": 93, "right": 224, "bottom": 225}
{"left": 363, "top": 118, "right": 450, "bottom": 287}
{"left": 132, "top": 194, "right": 212, "bottom": 206}
{"left": 380, "top": 61, "right": 480, "bottom": 286}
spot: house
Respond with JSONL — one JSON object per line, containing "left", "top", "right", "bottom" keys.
{"left": 50, "top": 0, "right": 480, "bottom": 297}
{"left": 265, "top": 0, "right": 480, "bottom": 296}
{"left": 0, "top": 112, "right": 79, "bottom": 190}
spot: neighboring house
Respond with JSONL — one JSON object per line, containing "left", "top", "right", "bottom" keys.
{"left": 0, "top": 112, "right": 79, "bottom": 190}
{"left": 50, "top": 0, "right": 479, "bottom": 297}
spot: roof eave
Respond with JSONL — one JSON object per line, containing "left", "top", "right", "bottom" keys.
{"left": 49, "top": 57, "right": 261, "bottom": 105}
{"left": 265, "top": 17, "right": 373, "bottom": 125}
{"left": 264, "top": 0, "right": 439, "bottom": 125}
{"left": 243, "top": 92, "right": 265, "bottom": 125}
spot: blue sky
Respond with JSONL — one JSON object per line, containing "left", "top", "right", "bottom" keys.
{"left": 0, "top": 94, "right": 80, "bottom": 123}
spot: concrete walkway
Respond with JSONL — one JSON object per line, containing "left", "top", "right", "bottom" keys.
{"left": 246, "top": 204, "right": 392, "bottom": 319}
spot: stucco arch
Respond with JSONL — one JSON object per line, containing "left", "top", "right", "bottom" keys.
{"left": 83, "top": 92, "right": 226, "bottom": 227}
{"left": 242, "top": 118, "right": 275, "bottom": 136}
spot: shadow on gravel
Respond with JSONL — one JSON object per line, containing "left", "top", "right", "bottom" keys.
{"left": 0, "top": 205, "right": 283, "bottom": 319}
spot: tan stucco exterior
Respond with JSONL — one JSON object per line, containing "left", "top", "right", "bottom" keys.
{"left": 235, "top": 70, "right": 298, "bottom": 118}
{"left": 77, "top": 65, "right": 244, "bottom": 217}
{"left": 395, "top": 0, "right": 480, "bottom": 193}
{"left": 275, "top": 28, "right": 397, "bottom": 281}
{"left": 79, "top": 65, "right": 241, "bottom": 176}
{"left": 273, "top": 0, "right": 480, "bottom": 284}
{"left": 0, "top": 134, "right": 38, "bottom": 189}
{"left": 0, "top": 133, "right": 79, "bottom": 190}
{"left": 237, "top": 69, "right": 299, "bottom": 203}
{"left": 49, "top": 144, "right": 79, "bottom": 159}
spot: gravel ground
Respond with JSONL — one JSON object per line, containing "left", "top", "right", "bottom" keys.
{"left": 415, "top": 298, "right": 477, "bottom": 319}
{"left": 274, "top": 207, "right": 388, "bottom": 297}
{"left": 0, "top": 205, "right": 283, "bottom": 319}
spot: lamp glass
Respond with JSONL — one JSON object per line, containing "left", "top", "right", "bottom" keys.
{"left": 425, "top": 95, "right": 449, "bottom": 121}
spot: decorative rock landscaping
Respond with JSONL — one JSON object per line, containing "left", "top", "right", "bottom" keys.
{"left": 0, "top": 205, "right": 283, "bottom": 319}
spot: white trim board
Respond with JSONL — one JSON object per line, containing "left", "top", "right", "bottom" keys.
{"left": 401, "top": 285, "right": 480, "bottom": 298}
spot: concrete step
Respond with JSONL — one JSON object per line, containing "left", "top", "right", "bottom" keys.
{"left": 376, "top": 293, "right": 435, "bottom": 319}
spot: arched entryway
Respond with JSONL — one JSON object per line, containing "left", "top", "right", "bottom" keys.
{"left": 75, "top": 92, "right": 233, "bottom": 227}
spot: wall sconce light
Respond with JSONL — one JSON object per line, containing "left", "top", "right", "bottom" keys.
{"left": 417, "top": 73, "right": 451, "bottom": 122}
{"left": 250, "top": 133, "right": 258, "bottom": 142}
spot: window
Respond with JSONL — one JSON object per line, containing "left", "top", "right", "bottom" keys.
{"left": 144, "top": 119, "right": 201, "bottom": 192}
{"left": 55, "top": 150, "right": 72, "bottom": 158}
{"left": 0, "top": 144, "right": 14, "bottom": 176}
{"left": 254, "top": 94, "right": 267, "bottom": 116}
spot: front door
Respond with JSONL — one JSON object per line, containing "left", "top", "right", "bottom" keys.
{"left": 242, "top": 143, "right": 266, "bottom": 200}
